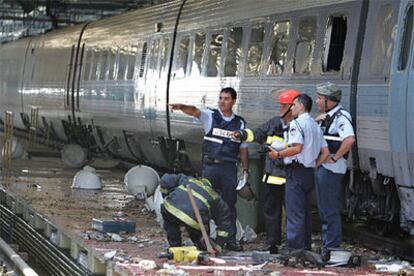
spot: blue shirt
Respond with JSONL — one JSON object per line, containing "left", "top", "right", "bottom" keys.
{"left": 321, "top": 105, "right": 355, "bottom": 174}
{"left": 284, "top": 112, "right": 327, "bottom": 168}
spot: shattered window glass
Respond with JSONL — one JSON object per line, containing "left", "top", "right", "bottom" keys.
{"left": 127, "top": 45, "right": 138, "bottom": 80}
{"left": 267, "top": 21, "right": 290, "bottom": 75}
{"left": 370, "top": 5, "right": 393, "bottom": 74}
{"left": 322, "top": 15, "right": 347, "bottom": 72}
{"left": 175, "top": 36, "right": 189, "bottom": 78}
{"left": 191, "top": 33, "right": 206, "bottom": 77}
{"left": 108, "top": 48, "right": 116, "bottom": 80}
{"left": 247, "top": 24, "right": 265, "bottom": 74}
{"left": 118, "top": 46, "right": 128, "bottom": 80}
{"left": 398, "top": 5, "right": 412, "bottom": 71}
{"left": 207, "top": 32, "right": 224, "bottom": 77}
{"left": 159, "top": 38, "right": 170, "bottom": 77}
{"left": 224, "top": 27, "right": 243, "bottom": 76}
{"left": 293, "top": 17, "right": 316, "bottom": 74}
{"left": 99, "top": 50, "right": 108, "bottom": 80}
{"left": 148, "top": 39, "right": 160, "bottom": 76}
{"left": 83, "top": 49, "right": 92, "bottom": 80}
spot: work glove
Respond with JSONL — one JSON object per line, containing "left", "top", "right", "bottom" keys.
{"left": 232, "top": 130, "right": 247, "bottom": 141}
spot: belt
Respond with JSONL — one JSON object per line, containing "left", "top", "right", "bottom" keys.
{"left": 285, "top": 161, "right": 305, "bottom": 169}
{"left": 203, "top": 156, "right": 235, "bottom": 165}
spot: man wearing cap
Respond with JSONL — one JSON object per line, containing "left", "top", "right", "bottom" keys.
{"left": 232, "top": 89, "right": 300, "bottom": 253}
{"left": 169, "top": 87, "right": 248, "bottom": 251}
{"left": 160, "top": 173, "right": 232, "bottom": 250}
{"left": 268, "top": 94, "right": 329, "bottom": 250}
{"left": 315, "top": 82, "right": 355, "bottom": 260}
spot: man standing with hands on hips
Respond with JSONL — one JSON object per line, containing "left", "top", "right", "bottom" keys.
{"left": 315, "top": 82, "right": 355, "bottom": 260}
{"left": 169, "top": 87, "right": 248, "bottom": 251}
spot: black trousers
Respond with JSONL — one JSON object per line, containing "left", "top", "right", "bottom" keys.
{"left": 263, "top": 182, "right": 285, "bottom": 246}
{"left": 161, "top": 205, "right": 202, "bottom": 248}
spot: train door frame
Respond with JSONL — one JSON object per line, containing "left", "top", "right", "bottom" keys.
{"left": 405, "top": 2, "right": 414, "bottom": 184}
{"left": 390, "top": 1, "right": 413, "bottom": 187}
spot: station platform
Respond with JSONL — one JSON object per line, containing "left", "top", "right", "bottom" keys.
{"left": 0, "top": 156, "right": 409, "bottom": 275}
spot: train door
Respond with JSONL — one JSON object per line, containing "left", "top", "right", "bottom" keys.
{"left": 406, "top": 4, "right": 414, "bottom": 183}
{"left": 390, "top": 1, "right": 413, "bottom": 187}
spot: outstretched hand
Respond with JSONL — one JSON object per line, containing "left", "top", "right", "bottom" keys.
{"left": 169, "top": 103, "right": 183, "bottom": 112}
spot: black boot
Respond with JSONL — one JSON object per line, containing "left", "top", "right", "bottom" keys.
{"left": 224, "top": 241, "right": 244, "bottom": 252}
{"left": 259, "top": 244, "right": 278, "bottom": 254}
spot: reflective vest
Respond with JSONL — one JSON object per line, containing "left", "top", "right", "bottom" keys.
{"left": 321, "top": 108, "right": 352, "bottom": 159}
{"left": 162, "top": 177, "right": 232, "bottom": 240}
{"left": 202, "top": 109, "right": 244, "bottom": 162}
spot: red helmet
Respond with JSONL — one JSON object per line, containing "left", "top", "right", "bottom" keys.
{"left": 278, "top": 89, "right": 301, "bottom": 104}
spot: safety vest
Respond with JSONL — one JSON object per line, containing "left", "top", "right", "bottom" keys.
{"left": 202, "top": 109, "right": 245, "bottom": 162}
{"left": 162, "top": 177, "right": 231, "bottom": 239}
{"left": 321, "top": 108, "right": 352, "bottom": 159}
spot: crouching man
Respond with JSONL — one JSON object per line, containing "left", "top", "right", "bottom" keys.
{"left": 160, "top": 173, "right": 233, "bottom": 250}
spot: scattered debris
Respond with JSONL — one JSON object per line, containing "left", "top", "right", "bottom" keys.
{"left": 137, "top": 260, "right": 157, "bottom": 271}
{"left": 375, "top": 261, "right": 413, "bottom": 273}
{"left": 71, "top": 166, "right": 102, "bottom": 189}
{"left": 104, "top": 250, "right": 117, "bottom": 261}
{"left": 156, "top": 264, "right": 188, "bottom": 275}
{"left": 109, "top": 233, "right": 123, "bottom": 242}
{"left": 241, "top": 225, "right": 257, "bottom": 243}
{"left": 92, "top": 218, "right": 136, "bottom": 233}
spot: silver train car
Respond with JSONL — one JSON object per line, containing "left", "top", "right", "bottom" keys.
{"left": 0, "top": 0, "right": 413, "bottom": 235}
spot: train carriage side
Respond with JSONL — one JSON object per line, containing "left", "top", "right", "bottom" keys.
{"left": 76, "top": 1, "right": 182, "bottom": 167}
{"left": 168, "top": 0, "right": 360, "bottom": 172}
{"left": 389, "top": 0, "right": 414, "bottom": 234}
{"left": 0, "top": 39, "right": 29, "bottom": 129}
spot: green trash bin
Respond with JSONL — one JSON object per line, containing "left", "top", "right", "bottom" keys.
{"left": 236, "top": 143, "right": 266, "bottom": 233}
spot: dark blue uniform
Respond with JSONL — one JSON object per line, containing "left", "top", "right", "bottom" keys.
{"left": 160, "top": 173, "right": 232, "bottom": 248}
{"left": 201, "top": 109, "right": 245, "bottom": 243}
{"left": 241, "top": 116, "right": 287, "bottom": 248}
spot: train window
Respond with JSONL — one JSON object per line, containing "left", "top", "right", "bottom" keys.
{"left": 247, "top": 24, "right": 265, "bottom": 74}
{"left": 160, "top": 38, "right": 170, "bottom": 77}
{"left": 175, "top": 36, "right": 190, "bottom": 78}
{"left": 118, "top": 47, "right": 128, "bottom": 80}
{"left": 267, "top": 21, "right": 290, "bottom": 75}
{"left": 108, "top": 48, "right": 116, "bottom": 80}
{"left": 398, "top": 5, "right": 413, "bottom": 71}
{"left": 293, "top": 17, "right": 317, "bottom": 74}
{"left": 224, "top": 27, "right": 243, "bottom": 77}
{"left": 370, "top": 5, "right": 393, "bottom": 74}
{"left": 149, "top": 39, "right": 161, "bottom": 76}
{"left": 322, "top": 15, "right": 347, "bottom": 72}
{"left": 83, "top": 49, "right": 92, "bottom": 80}
{"left": 192, "top": 33, "right": 206, "bottom": 77}
{"left": 127, "top": 45, "right": 138, "bottom": 80}
{"left": 92, "top": 50, "right": 101, "bottom": 80}
{"left": 207, "top": 32, "right": 224, "bottom": 77}
{"left": 100, "top": 50, "right": 109, "bottom": 80}
{"left": 139, "top": 42, "right": 148, "bottom": 78}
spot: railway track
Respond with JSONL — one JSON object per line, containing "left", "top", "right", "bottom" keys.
{"left": 342, "top": 221, "right": 414, "bottom": 262}
{"left": 0, "top": 201, "right": 91, "bottom": 275}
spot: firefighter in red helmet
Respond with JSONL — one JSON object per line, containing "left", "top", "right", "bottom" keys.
{"left": 232, "top": 88, "right": 300, "bottom": 253}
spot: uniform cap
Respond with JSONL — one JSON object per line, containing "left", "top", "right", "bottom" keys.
{"left": 275, "top": 89, "right": 301, "bottom": 104}
{"left": 316, "top": 82, "right": 341, "bottom": 102}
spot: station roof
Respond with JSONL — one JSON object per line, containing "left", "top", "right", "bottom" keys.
{"left": 0, "top": 0, "right": 170, "bottom": 43}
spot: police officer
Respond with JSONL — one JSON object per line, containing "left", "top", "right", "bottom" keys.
{"left": 268, "top": 94, "right": 329, "bottom": 250}
{"left": 232, "top": 89, "right": 301, "bottom": 253}
{"left": 160, "top": 173, "right": 232, "bottom": 249}
{"left": 169, "top": 87, "right": 248, "bottom": 251}
{"left": 315, "top": 82, "right": 355, "bottom": 259}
